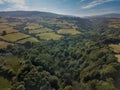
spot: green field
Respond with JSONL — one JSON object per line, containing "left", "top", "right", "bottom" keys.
{"left": 109, "top": 44, "right": 120, "bottom": 62}
{"left": 0, "top": 76, "right": 11, "bottom": 90}
{"left": 109, "top": 44, "right": 120, "bottom": 53}
{"left": 115, "top": 55, "right": 120, "bottom": 62}
{"left": 0, "top": 56, "right": 24, "bottom": 73}
{"left": 108, "top": 19, "right": 120, "bottom": 28}
{"left": 29, "top": 28, "right": 52, "bottom": 34}
{"left": 0, "top": 41, "right": 12, "bottom": 49}
{"left": 25, "top": 23, "right": 42, "bottom": 30}
{"left": 17, "top": 37, "right": 39, "bottom": 44}
{"left": 56, "top": 24, "right": 72, "bottom": 29}
{"left": 57, "top": 29, "right": 81, "bottom": 35}
{"left": 0, "top": 28, "right": 18, "bottom": 34}
{"left": 37, "top": 32, "right": 62, "bottom": 40}
{"left": 0, "top": 32, "right": 30, "bottom": 42}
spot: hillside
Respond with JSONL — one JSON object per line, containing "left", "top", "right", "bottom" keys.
{"left": 0, "top": 11, "right": 120, "bottom": 90}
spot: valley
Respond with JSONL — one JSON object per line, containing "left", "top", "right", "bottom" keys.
{"left": 0, "top": 11, "right": 120, "bottom": 90}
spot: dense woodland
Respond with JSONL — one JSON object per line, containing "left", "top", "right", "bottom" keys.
{"left": 0, "top": 11, "right": 120, "bottom": 90}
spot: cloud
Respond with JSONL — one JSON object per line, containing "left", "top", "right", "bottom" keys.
{"left": 80, "top": 0, "right": 85, "bottom": 2}
{"left": 82, "top": 0, "right": 114, "bottom": 9}
{"left": 0, "top": 0, "right": 28, "bottom": 10}
{"left": 0, "top": 0, "right": 4, "bottom": 4}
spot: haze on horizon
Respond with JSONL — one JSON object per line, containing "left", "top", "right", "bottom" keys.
{"left": 0, "top": 0, "right": 120, "bottom": 17}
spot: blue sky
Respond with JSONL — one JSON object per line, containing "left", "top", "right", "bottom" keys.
{"left": 0, "top": 0, "right": 120, "bottom": 17}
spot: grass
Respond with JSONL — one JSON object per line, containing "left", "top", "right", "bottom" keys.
{"left": 0, "top": 28, "right": 18, "bottom": 34}
{"left": 56, "top": 24, "right": 71, "bottom": 29}
{"left": 0, "top": 76, "right": 11, "bottom": 90}
{"left": 29, "top": 28, "right": 52, "bottom": 34}
{"left": 57, "top": 29, "right": 81, "bottom": 35}
{"left": 109, "top": 44, "right": 120, "bottom": 53}
{"left": 0, "top": 41, "right": 11, "bottom": 49}
{"left": 108, "top": 24, "right": 120, "bottom": 28}
{"left": 25, "top": 23, "right": 42, "bottom": 30}
{"left": 0, "top": 56, "right": 24, "bottom": 74}
{"left": 115, "top": 55, "right": 120, "bottom": 62}
{"left": 0, "top": 32, "right": 30, "bottom": 42}
{"left": 109, "top": 44, "right": 120, "bottom": 62}
{"left": 0, "top": 25, "right": 9, "bottom": 29}
{"left": 8, "top": 22, "right": 22, "bottom": 27}
{"left": 37, "top": 32, "right": 62, "bottom": 40}
{"left": 108, "top": 19, "right": 120, "bottom": 28}
{"left": 17, "top": 37, "right": 39, "bottom": 44}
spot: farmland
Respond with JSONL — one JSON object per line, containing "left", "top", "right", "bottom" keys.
{"left": 0, "top": 41, "right": 12, "bottom": 49}
{"left": 37, "top": 32, "right": 62, "bottom": 40}
{"left": 29, "top": 28, "right": 52, "bottom": 34}
{"left": 0, "top": 32, "right": 30, "bottom": 42}
{"left": 0, "top": 76, "right": 11, "bottom": 90}
{"left": 25, "top": 23, "right": 42, "bottom": 30}
{"left": 57, "top": 29, "right": 81, "bottom": 35}
{"left": 0, "top": 28, "right": 18, "bottom": 34}
{"left": 115, "top": 55, "right": 120, "bottom": 62}
{"left": 108, "top": 19, "right": 120, "bottom": 28}
{"left": 109, "top": 44, "right": 120, "bottom": 53}
{"left": 17, "top": 37, "right": 39, "bottom": 44}
{"left": 109, "top": 44, "right": 120, "bottom": 62}
{"left": 0, "top": 55, "right": 24, "bottom": 74}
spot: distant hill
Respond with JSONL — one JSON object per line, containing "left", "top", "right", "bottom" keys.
{"left": 0, "top": 11, "right": 60, "bottom": 18}
{"left": 88, "top": 13, "right": 120, "bottom": 19}
{"left": 0, "top": 11, "right": 94, "bottom": 31}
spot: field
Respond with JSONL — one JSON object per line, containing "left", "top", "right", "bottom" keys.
{"left": 0, "top": 41, "right": 11, "bottom": 49}
{"left": 0, "top": 28, "right": 18, "bottom": 34}
{"left": 108, "top": 19, "right": 120, "bottom": 28}
{"left": 17, "top": 37, "right": 39, "bottom": 44}
{"left": 115, "top": 55, "right": 120, "bottom": 62}
{"left": 29, "top": 28, "right": 52, "bottom": 34}
{"left": 0, "top": 76, "right": 11, "bottom": 90}
{"left": 25, "top": 23, "right": 42, "bottom": 30}
{"left": 109, "top": 44, "right": 120, "bottom": 53}
{"left": 37, "top": 32, "right": 62, "bottom": 40}
{"left": 0, "top": 56, "right": 24, "bottom": 73}
{"left": 56, "top": 24, "right": 72, "bottom": 29}
{"left": 57, "top": 29, "right": 81, "bottom": 35}
{"left": 109, "top": 44, "right": 120, "bottom": 62}
{"left": 0, "top": 32, "right": 30, "bottom": 42}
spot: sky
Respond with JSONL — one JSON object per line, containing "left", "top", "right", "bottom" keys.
{"left": 0, "top": 0, "right": 120, "bottom": 17}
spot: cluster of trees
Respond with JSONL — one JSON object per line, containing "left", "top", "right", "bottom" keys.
{"left": 1, "top": 32, "right": 119, "bottom": 90}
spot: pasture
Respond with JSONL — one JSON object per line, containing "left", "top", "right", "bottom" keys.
{"left": 108, "top": 19, "right": 120, "bottom": 28}
{"left": 17, "top": 37, "right": 39, "bottom": 44}
{"left": 0, "top": 55, "right": 24, "bottom": 74}
{"left": 37, "top": 32, "right": 62, "bottom": 40}
{"left": 0, "top": 76, "right": 11, "bottom": 90}
{"left": 57, "top": 29, "right": 80, "bottom": 35}
{"left": 0, "top": 32, "right": 30, "bottom": 42}
{"left": 25, "top": 23, "right": 42, "bottom": 30}
{"left": 109, "top": 44, "right": 120, "bottom": 53}
{"left": 0, "top": 41, "right": 11, "bottom": 49}
{"left": 29, "top": 28, "right": 52, "bottom": 34}
{"left": 0, "top": 28, "right": 18, "bottom": 34}
{"left": 115, "top": 55, "right": 120, "bottom": 62}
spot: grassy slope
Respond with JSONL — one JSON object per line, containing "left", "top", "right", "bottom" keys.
{"left": 0, "top": 76, "right": 11, "bottom": 90}
{"left": 0, "top": 41, "right": 12, "bottom": 49}
{"left": 57, "top": 29, "right": 80, "bottom": 35}
{"left": 109, "top": 44, "right": 120, "bottom": 62}
{"left": 17, "top": 37, "right": 39, "bottom": 44}
{"left": 37, "top": 32, "right": 62, "bottom": 40}
{"left": 0, "top": 33, "right": 30, "bottom": 42}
